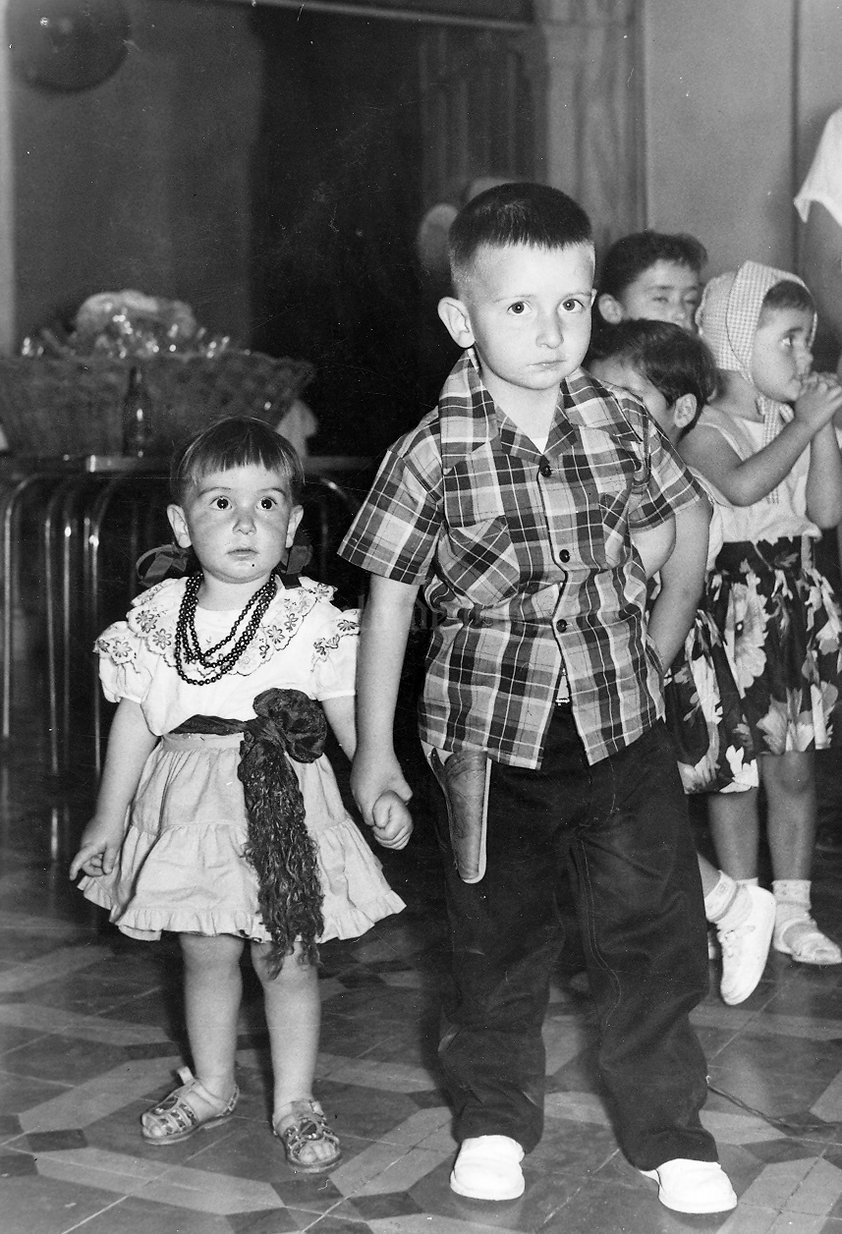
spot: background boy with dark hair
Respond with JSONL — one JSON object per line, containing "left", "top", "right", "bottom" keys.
{"left": 596, "top": 229, "right": 708, "bottom": 334}
{"left": 340, "top": 183, "right": 736, "bottom": 1216}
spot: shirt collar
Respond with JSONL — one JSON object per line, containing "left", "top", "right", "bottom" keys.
{"left": 438, "top": 349, "right": 647, "bottom": 462}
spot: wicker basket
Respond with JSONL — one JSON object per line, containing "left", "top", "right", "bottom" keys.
{"left": 0, "top": 350, "right": 314, "bottom": 457}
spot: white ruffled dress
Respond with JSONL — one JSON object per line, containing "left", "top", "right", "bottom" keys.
{"left": 79, "top": 576, "right": 405, "bottom": 943}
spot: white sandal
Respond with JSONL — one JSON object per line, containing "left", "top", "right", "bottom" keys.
{"left": 141, "top": 1066, "right": 239, "bottom": 1144}
{"left": 773, "top": 915, "right": 842, "bottom": 966}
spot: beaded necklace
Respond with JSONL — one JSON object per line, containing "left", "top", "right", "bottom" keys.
{"left": 174, "top": 571, "right": 277, "bottom": 685}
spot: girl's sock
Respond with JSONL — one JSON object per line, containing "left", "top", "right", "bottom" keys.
{"left": 703, "top": 871, "right": 740, "bottom": 925}
{"left": 705, "top": 873, "right": 776, "bottom": 1005}
{"left": 772, "top": 878, "right": 842, "bottom": 965}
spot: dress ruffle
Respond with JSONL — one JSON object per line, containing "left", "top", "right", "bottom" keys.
{"left": 79, "top": 731, "right": 404, "bottom": 943}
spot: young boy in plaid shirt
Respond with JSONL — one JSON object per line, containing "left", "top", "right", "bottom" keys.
{"left": 339, "top": 183, "right": 736, "bottom": 1216}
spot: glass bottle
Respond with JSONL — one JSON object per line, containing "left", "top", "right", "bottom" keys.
{"left": 121, "top": 365, "right": 152, "bottom": 457}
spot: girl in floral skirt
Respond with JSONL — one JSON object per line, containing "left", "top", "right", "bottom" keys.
{"left": 682, "top": 261, "right": 842, "bottom": 966}
{"left": 70, "top": 417, "right": 411, "bottom": 1169}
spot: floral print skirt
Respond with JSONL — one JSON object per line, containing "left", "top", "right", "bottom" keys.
{"left": 665, "top": 536, "right": 842, "bottom": 795}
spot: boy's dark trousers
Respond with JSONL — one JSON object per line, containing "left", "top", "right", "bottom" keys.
{"left": 433, "top": 707, "right": 717, "bottom": 1170}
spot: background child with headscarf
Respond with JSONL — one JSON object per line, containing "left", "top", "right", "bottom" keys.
{"left": 681, "top": 260, "right": 842, "bottom": 966}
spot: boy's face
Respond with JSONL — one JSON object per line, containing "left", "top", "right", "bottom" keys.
{"left": 750, "top": 305, "right": 814, "bottom": 403}
{"left": 600, "top": 260, "right": 701, "bottom": 332}
{"left": 439, "top": 242, "right": 595, "bottom": 410}
{"left": 589, "top": 356, "right": 675, "bottom": 439}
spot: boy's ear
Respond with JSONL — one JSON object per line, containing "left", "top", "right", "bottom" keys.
{"left": 286, "top": 503, "right": 304, "bottom": 548}
{"left": 596, "top": 293, "right": 625, "bottom": 325}
{"left": 672, "top": 393, "right": 698, "bottom": 430}
{"left": 438, "top": 296, "right": 475, "bottom": 348}
{"left": 167, "top": 504, "right": 191, "bottom": 549}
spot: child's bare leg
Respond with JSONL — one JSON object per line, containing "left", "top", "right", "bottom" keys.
{"left": 252, "top": 940, "right": 338, "bottom": 1167}
{"left": 181, "top": 933, "right": 243, "bottom": 1101}
{"left": 706, "top": 786, "right": 760, "bottom": 879}
{"left": 761, "top": 750, "right": 815, "bottom": 879}
{"left": 761, "top": 751, "right": 841, "bottom": 964}
{"left": 140, "top": 933, "right": 243, "bottom": 1142}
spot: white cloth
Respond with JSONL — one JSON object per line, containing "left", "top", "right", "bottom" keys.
{"left": 795, "top": 108, "right": 842, "bottom": 230}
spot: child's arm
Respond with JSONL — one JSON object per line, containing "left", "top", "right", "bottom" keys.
{"left": 323, "top": 694, "right": 413, "bottom": 849}
{"left": 647, "top": 497, "right": 710, "bottom": 669}
{"left": 350, "top": 573, "right": 419, "bottom": 828}
{"left": 803, "top": 376, "right": 842, "bottom": 525}
{"left": 322, "top": 696, "right": 356, "bottom": 760}
{"left": 69, "top": 698, "right": 158, "bottom": 879}
{"left": 681, "top": 383, "right": 841, "bottom": 506}
{"left": 631, "top": 516, "right": 676, "bottom": 579}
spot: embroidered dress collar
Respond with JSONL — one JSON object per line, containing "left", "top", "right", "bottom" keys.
{"left": 119, "top": 576, "right": 335, "bottom": 680}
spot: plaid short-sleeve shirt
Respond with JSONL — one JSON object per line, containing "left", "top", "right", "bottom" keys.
{"left": 340, "top": 350, "right": 705, "bottom": 768}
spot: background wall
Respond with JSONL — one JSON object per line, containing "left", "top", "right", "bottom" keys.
{"left": 643, "top": 0, "right": 842, "bottom": 278}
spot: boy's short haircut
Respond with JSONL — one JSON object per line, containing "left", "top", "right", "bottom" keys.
{"left": 760, "top": 278, "right": 815, "bottom": 321}
{"left": 170, "top": 415, "right": 304, "bottom": 505}
{"left": 598, "top": 230, "right": 708, "bottom": 298}
{"left": 448, "top": 181, "right": 593, "bottom": 292}
{"left": 588, "top": 319, "right": 718, "bottom": 430}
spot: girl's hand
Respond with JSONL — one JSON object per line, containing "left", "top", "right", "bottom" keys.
{"left": 69, "top": 817, "right": 124, "bottom": 880}
{"left": 370, "top": 790, "right": 413, "bottom": 850}
{"left": 794, "top": 373, "right": 842, "bottom": 433}
{"left": 350, "top": 747, "right": 413, "bottom": 828}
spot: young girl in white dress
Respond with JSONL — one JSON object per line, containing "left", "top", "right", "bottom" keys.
{"left": 70, "top": 416, "right": 411, "bottom": 1171}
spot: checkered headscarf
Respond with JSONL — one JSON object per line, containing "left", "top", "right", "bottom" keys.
{"left": 697, "top": 260, "right": 815, "bottom": 502}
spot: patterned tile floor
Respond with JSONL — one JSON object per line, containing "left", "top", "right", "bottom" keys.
{"left": 5, "top": 643, "right": 842, "bottom": 1231}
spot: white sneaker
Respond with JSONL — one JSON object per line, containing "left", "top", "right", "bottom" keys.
{"left": 717, "top": 885, "right": 775, "bottom": 1005}
{"left": 450, "top": 1134, "right": 525, "bottom": 1200}
{"left": 639, "top": 1158, "right": 737, "bottom": 1213}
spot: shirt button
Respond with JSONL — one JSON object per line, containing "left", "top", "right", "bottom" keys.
{"left": 556, "top": 618, "right": 568, "bottom": 633}
{"left": 538, "top": 459, "right": 552, "bottom": 477}
{"left": 559, "top": 549, "right": 570, "bottom": 563}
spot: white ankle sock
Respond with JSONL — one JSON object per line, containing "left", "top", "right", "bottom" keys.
{"left": 704, "top": 872, "right": 739, "bottom": 924}
{"left": 772, "top": 878, "right": 811, "bottom": 914}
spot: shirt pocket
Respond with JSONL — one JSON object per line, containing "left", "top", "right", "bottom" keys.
{"left": 439, "top": 513, "right": 522, "bottom": 607}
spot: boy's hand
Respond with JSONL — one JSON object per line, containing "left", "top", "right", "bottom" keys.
{"left": 794, "top": 374, "right": 842, "bottom": 433}
{"left": 69, "top": 817, "right": 124, "bottom": 880}
{"left": 371, "top": 790, "right": 413, "bottom": 850}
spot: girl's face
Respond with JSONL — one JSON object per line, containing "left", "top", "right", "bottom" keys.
{"left": 167, "top": 463, "right": 303, "bottom": 596}
{"left": 750, "top": 306, "right": 814, "bottom": 403}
